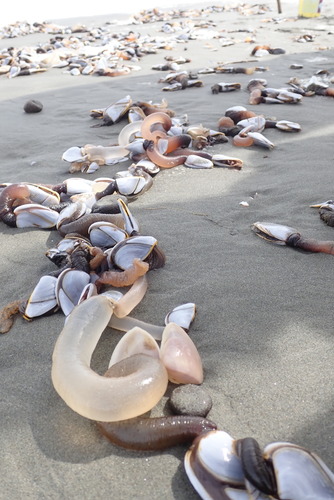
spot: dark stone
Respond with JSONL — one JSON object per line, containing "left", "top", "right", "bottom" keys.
{"left": 23, "top": 99, "right": 43, "bottom": 113}
{"left": 169, "top": 384, "right": 213, "bottom": 417}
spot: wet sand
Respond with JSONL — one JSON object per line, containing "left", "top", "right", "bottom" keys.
{"left": 1, "top": 1, "right": 334, "bottom": 498}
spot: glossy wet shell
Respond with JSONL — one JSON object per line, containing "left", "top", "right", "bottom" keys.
{"left": 88, "top": 221, "right": 127, "bottom": 248}
{"left": 185, "top": 430, "right": 246, "bottom": 500}
{"left": 56, "top": 269, "right": 91, "bottom": 316}
{"left": 111, "top": 235, "right": 157, "bottom": 270}
{"left": 264, "top": 442, "right": 334, "bottom": 500}
{"left": 24, "top": 275, "right": 58, "bottom": 319}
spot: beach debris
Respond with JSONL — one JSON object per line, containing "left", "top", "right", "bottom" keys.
{"left": 211, "top": 82, "right": 241, "bottom": 94}
{"left": 23, "top": 99, "right": 43, "bottom": 113}
{"left": 158, "top": 71, "right": 203, "bottom": 91}
{"left": 310, "top": 200, "right": 334, "bottom": 227}
{"left": 247, "top": 77, "right": 303, "bottom": 105}
{"left": 185, "top": 430, "right": 334, "bottom": 499}
{"left": 251, "top": 45, "right": 286, "bottom": 56}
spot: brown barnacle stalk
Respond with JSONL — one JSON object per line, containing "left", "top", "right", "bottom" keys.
{"left": 96, "top": 258, "right": 149, "bottom": 287}
{"left": 89, "top": 246, "right": 106, "bottom": 270}
{"left": 252, "top": 222, "right": 334, "bottom": 255}
{"left": 97, "top": 415, "right": 217, "bottom": 451}
{"left": 0, "top": 299, "right": 23, "bottom": 333}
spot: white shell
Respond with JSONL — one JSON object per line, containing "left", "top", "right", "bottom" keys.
{"left": 165, "top": 303, "right": 196, "bottom": 331}
{"left": 14, "top": 204, "right": 59, "bottom": 228}
{"left": 57, "top": 201, "right": 87, "bottom": 230}
{"left": 56, "top": 269, "right": 91, "bottom": 316}
{"left": 24, "top": 275, "right": 58, "bottom": 318}
{"left": 264, "top": 442, "right": 334, "bottom": 499}
{"left": 184, "top": 430, "right": 245, "bottom": 500}
{"left": 111, "top": 235, "right": 157, "bottom": 270}
{"left": 88, "top": 222, "right": 127, "bottom": 248}
{"left": 64, "top": 178, "right": 94, "bottom": 195}
{"left": 115, "top": 176, "right": 147, "bottom": 197}
{"left": 184, "top": 155, "right": 213, "bottom": 169}
{"left": 253, "top": 222, "right": 297, "bottom": 244}
{"left": 237, "top": 116, "right": 266, "bottom": 132}
{"left": 104, "top": 95, "right": 132, "bottom": 123}
{"left": 27, "top": 184, "right": 60, "bottom": 206}
{"left": 247, "top": 132, "right": 274, "bottom": 150}
{"left": 62, "top": 146, "right": 85, "bottom": 163}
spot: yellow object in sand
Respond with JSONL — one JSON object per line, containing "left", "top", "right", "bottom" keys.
{"left": 298, "top": 0, "right": 322, "bottom": 17}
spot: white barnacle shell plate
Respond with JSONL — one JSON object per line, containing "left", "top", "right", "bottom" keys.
{"left": 247, "top": 132, "right": 274, "bottom": 150}
{"left": 115, "top": 175, "right": 147, "bottom": 196}
{"left": 104, "top": 95, "right": 132, "bottom": 123}
{"left": 28, "top": 184, "right": 60, "bottom": 206}
{"left": 185, "top": 430, "right": 245, "bottom": 500}
{"left": 24, "top": 275, "right": 58, "bottom": 319}
{"left": 165, "top": 303, "right": 196, "bottom": 331}
{"left": 264, "top": 442, "right": 334, "bottom": 500}
{"left": 14, "top": 204, "right": 59, "bottom": 228}
{"left": 111, "top": 235, "right": 157, "bottom": 270}
{"left": 62, "top": 146, "right": 85, "bottom": 163}
{"left": 237, "top": 116, "right": 266, "bottom": 132}
{"left": 88, "top": 221, "right": 127, "bottom": 248}
{"left": 252, "top": 222, "right": 297, "bottom": 244}
{"left": 64, "top": 177, "right": 94, "bottom": 195}
{"left": 56, "top": 269, "right": 91, "bottom": 316}
{"left": 57, "top": 201, "right": 88, "bottom": 230}
{"left": 184, "top": 155, "right": 213, "bottom": 169}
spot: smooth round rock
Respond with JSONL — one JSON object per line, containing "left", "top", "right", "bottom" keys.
{"left": 23, "top": 99, "right": 43, "bottom": 113}
{"left": 169, "top": 384, "right": 213, "bottom": 417}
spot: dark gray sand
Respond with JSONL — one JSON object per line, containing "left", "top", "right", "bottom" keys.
{"left": 1, "top": 1, "right": 334, "bottom": 498}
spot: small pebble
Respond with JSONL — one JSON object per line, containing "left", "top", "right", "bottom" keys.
{"left": 23, "top": 99, "right": 43, "bottom": 113}
{"left": 169, "top": 384, "right": 213, "bottom": 417}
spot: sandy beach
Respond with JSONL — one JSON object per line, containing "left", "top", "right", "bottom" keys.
{"left": 1, "top": 1, "right": 334, "bottom": 498}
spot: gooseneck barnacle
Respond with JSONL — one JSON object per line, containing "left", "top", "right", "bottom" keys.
{"left": 51, "top": 295, "right": 169, "bottom": 422}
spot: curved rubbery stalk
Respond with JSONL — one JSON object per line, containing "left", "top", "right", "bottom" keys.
{"left": 97, "top": 415, "right": 217, "bottom": 451}
{"left": 51, "top": 294, "right": 168, "bottom": 421}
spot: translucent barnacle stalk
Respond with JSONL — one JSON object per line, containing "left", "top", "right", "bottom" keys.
{"left": 51, "top": 294, "right": 168, "bottom": 421}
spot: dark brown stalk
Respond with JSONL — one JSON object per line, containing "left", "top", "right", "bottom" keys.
{"left": 97, "top": 415, "right": 217, "bottom": 451}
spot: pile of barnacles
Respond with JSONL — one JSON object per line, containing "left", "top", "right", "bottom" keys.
{"left": 1, "top": 91, "right": 334, "bottom": 500}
